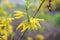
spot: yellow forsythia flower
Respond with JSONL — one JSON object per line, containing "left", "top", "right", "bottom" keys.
{"left": 7, "top": 18, "right": 14, "bottom": 23}
{"left": 30, "top": 18, "right": 44, "bottom": 30}
{"left": 8, "top": 24, "right": 13, "bottom": 33}
{"left": 0, "top": 7, "right": 13, "bottom": 40}
{"left": 16, "top": 17, "right": 44, "bottom": 32}
{"left": 2, "top": 34, "right": 8, "bottom": 40}
{"left": 16, "top": 21, "right": 28, "bottom": 32}
{"left": 27, "top": 36, "right": 32, "bottom": 40}
{"left": 16, "top": 22, "right": 25, "bottom": 30}
{"left": 0, "top": 17, "right": 13, "bottom": 40}
{"left": 21, "top": 24, "right": 28, "bottom": 32}
{"left": 36, "top": 34, "right": 45, "bottom": 40}
{"left": 14, "top": 11, "right": 24, "bottom": 19}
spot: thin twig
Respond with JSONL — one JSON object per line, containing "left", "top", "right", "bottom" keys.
{"left": 19, "top": 0, "right": 30, "bottom": 40}
{"left": 47, "top": 0, "right": 52, "bottom": 12}
{"left": 33, "top": 0, "right": 45, "bottom": 18}
{"left": 20, "top": 29, "right": 27, "bottom": 40}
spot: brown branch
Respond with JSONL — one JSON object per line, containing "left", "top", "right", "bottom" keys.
{"left": 49, "top": 0, "right": 52, "bottom": 12}
{"left": 33, "top": 0, "right": 45, "bottom": 18}
{"left": 20, "top": 29, "right": 27, "bottom": 40}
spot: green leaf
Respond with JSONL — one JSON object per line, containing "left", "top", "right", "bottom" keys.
{"left": 26, "top": 1, "right": 31, "bottom": 5}
{"left": 5, "top": 25, "right": 9, "bottom": 30}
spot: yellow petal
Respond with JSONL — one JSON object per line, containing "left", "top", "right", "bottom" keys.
{"left": 36, "top": 23, "right": 41, "bottom": 28}
{"left": 21, "top": 25, "right": 28, "bottom": 32}
{"left": 30, "top": 18, "right": 38, "bottom": 30}
{"left": 27, "top": 36, "right": 32, "bottom": 40}
{"left": 15, "top": 15, "right": 24, "bottom": 19}
{"left": 34, "top": 25, "right": 38, "bottom": 30}
{"left": 36, "top": 34, "right": 45, "bottom": 40}
{"left": 14, "top": 11, "right": 23, "bottom": 14}
{"left": 8, "top": 24, "right": 13, "bottom": 33}
{"left": 14, "top": 13, "right": 23, "bottom": 16}
{"left": 14, "top": 11, "right": 24, "bottom": 19}
{"left": 16, "top": 22, "right": 24, "bottom": 30}
{"left": 30, "top": 21, "right": 35, "bottom": 30}
{"left": 7, "top": 18, "right": 14, "bottom": 23}
{"left": 2, "top": 34, "right": 8, "bottom": 40}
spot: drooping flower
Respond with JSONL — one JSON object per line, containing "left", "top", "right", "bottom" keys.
{"left": 29, "top": 18, "right": 44, "bottom": 30}
{"left": 14, "top": 11, "right": 24, "bottom": 19}
{"left": 36, "top": 34, "right": 45, "bottom": 40}
{"left": 1, "top": 34, "right": 8, "bottom": 40}
{"left": 16, "top": 20, "right": 28, "bottom": 32}
{"left": 16, "top": 17, "right": 44, "bottom": 32}
{"left": 0, "top": 16, "right": 14, "bottom": 40}
{"left": 27, "top": 36, "right": 32, "bottom": 40}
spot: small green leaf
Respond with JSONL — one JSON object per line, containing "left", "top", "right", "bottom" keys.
{"left": 26, "top": 1, "right": 31, "bottom": 5}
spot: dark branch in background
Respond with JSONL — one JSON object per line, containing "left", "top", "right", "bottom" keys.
{"left": 19, "top": 0, "right": 45, "bottom": 40}
{"left": 33, "top": 0, "right": 45, "bottom": 18}
{"left": 47, "top": 0, "right": 52, "bottom": 12}
{"left": 19, "top": 29, "right": 27, "bottom": 40}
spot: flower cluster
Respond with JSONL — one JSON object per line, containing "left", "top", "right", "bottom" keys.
{"left": 0, "top": 8, "right": 13, "bottom": 40}
{"left": 15, "top": 11, "right": 44, "bottom": 32}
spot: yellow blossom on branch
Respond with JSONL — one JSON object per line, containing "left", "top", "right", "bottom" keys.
{"left": 27, "top": 36, "right": 32, "bottom": 40}
{"left": 36, "top": 34, "right": 45, "bottom": 40}
{"left": 16, "top": 17, "right": 44, "bottom": 32}
{"left": 14, "top": 11, "right": 24, "bottom": 19}
{"left": 16, "top": 20, "right": 28, "bottom": 32}
{"left": 1, "top": 34, "right": 8, "bottom": 40}
{"left": 0, "top": 16, "right": 14, "bottom": 40}
{"left": 29, "top": 18, "right": 44, "bottom": 30}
